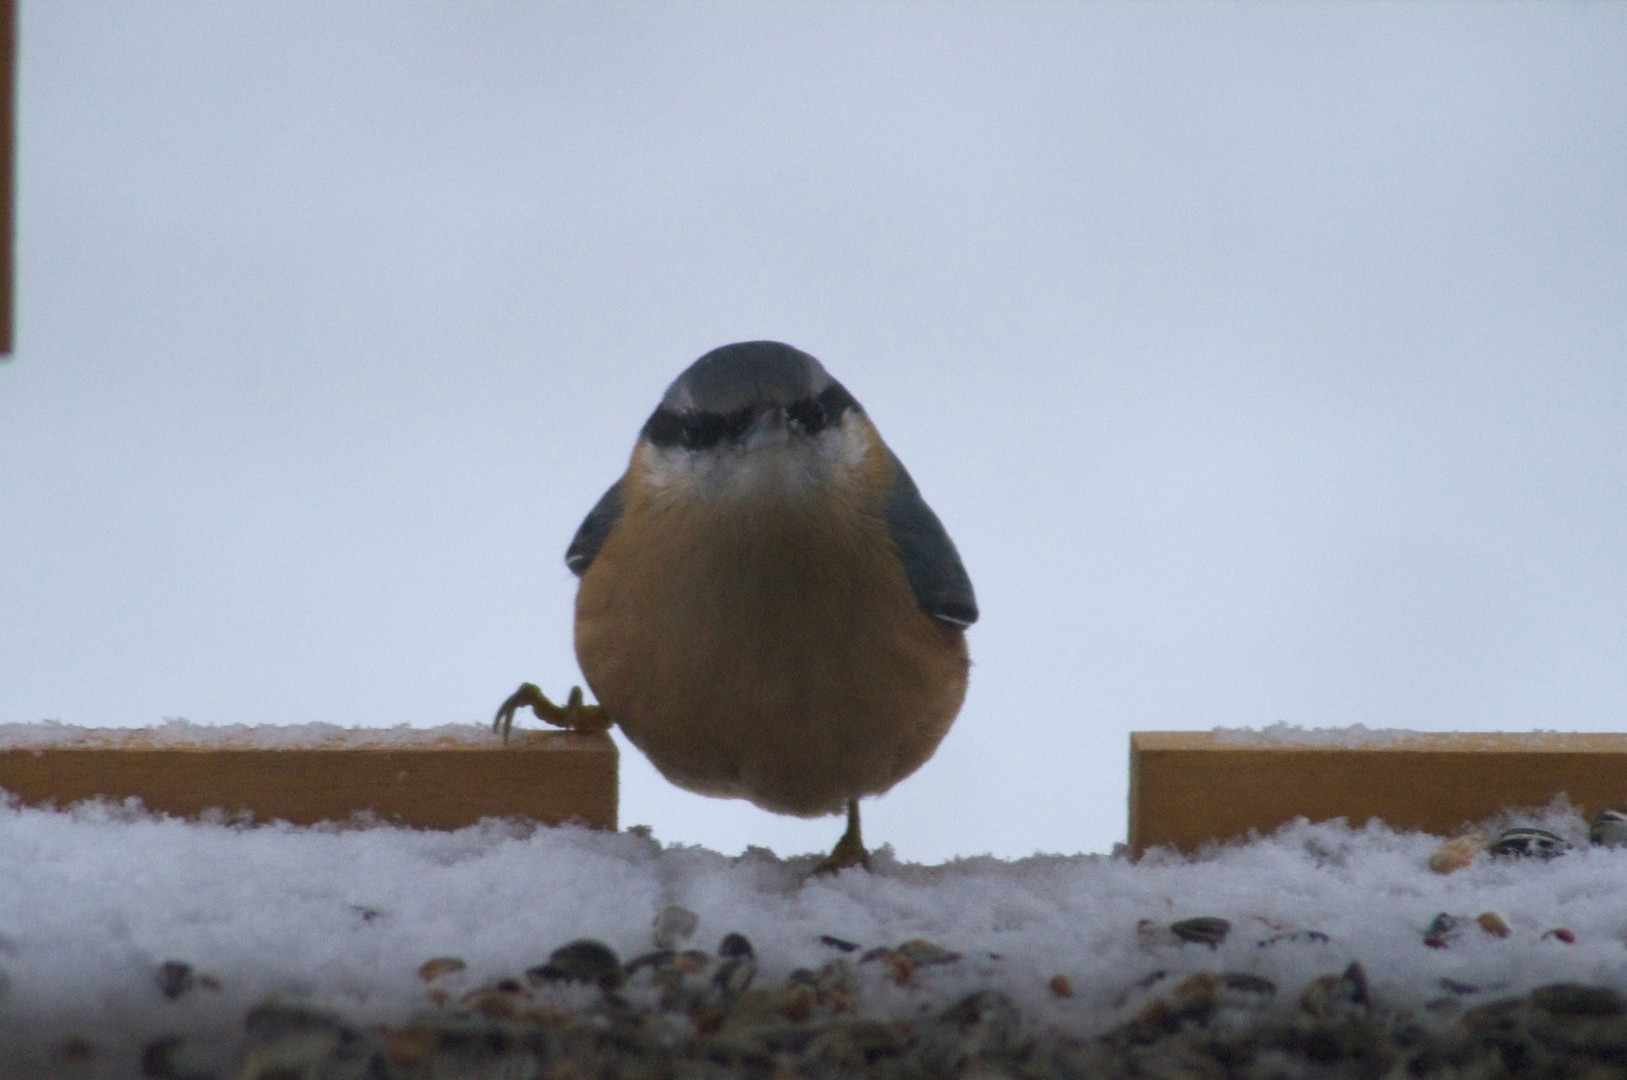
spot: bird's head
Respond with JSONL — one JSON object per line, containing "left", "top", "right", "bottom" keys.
{"left": 633, "top": 341, "right": 875, "bottom": 502}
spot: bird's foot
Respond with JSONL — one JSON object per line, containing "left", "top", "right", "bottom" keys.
{"left": 813, "top": 798, "right": 871, "bottom": 876}
{"left": 492, "top": 683, "right": 611, "bottom": 740}
{"left": 813, "top": 834, "right": 870, "bottom": 876}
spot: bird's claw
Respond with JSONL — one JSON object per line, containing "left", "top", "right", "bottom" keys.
{"left": 492, "top": 683, "right": 612, "bottom": 740}
{"left": 813, "top": 798, "right": 871, "bottom": 876}
{"left": 812, "top": 836, "right": 870, "bottom": 876}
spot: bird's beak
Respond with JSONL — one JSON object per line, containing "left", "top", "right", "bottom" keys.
{"left": 743, "top": 406, "right": 790, "bottom": 451}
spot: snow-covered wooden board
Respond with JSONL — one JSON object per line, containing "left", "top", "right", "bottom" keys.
{"left": 1129, "top": 730, "right": 1627, "bottom": 854}
{"left": 0, "top": 723, "right": 617, "bottom": 829}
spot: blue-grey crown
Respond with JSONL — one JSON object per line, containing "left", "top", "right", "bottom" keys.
{"left": 643, "top": 342, "right": 861, "bottom": 451}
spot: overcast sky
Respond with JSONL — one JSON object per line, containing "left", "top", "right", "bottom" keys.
{"left": 3, "top": 2, "right": 1624, "bottom": 862}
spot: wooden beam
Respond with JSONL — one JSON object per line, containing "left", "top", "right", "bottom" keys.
{"left": 1129, "top": 731, "right": 1627, "bottom": 856}
{"left": 0, "top": 728, "right": 618, "bottom": 830}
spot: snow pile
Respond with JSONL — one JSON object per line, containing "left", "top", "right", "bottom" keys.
{"left": 0, "top": 795, "right": 1625, "bottom": 1071}
{"left": 0, "top": 719, "right": 500, "bottom": 750}
{"left": 1211, "top": 722, "right": 1580, "bottom": 748}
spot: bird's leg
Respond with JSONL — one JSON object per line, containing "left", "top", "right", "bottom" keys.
{"left": 814, "top": 798, "right": 871, "bottom": 875}
{"left": 492, "top": 683, "right": 611, "bottom": 740}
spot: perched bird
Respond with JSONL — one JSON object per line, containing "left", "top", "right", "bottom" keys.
{"left": 496, "top": 341, "right": 977, "bottom": 871}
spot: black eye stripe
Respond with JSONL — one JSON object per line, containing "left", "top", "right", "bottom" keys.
{"left": 641, "top": 409, "right": 686, "bottom": 448}
{"left": 722, "top": 407, "right": 755, "bottom": 441}
{"left": 643, "top": 409, "right": 741, "bottom": 450}
{"left": 642, "top": 388, "right": 862, "bottom": 450}
{"left": 818, "top": 384, "right": 860, "bottom": 421}
{"left": 788, "top": 386, "right": 862, "bottom": 435}
{"left": 785, "top": 398, "right": 825, "bottom": 433}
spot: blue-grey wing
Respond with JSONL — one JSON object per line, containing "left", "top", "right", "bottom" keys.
{"left": 565, "top": 480, "right": 623, "bottom": 577}
{"left": 881, "top": 450, "right": 978, "bottom": 627}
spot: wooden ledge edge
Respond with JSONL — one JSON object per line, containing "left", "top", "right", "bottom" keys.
{"left": 1129, "top": 730, "right": 1627, "bottom": 856}
{"left": 1132, "top": 731, "right": 1627, "bottom": 754}
{"left": 0, "top": 730, "right": 618, "bottom": 831}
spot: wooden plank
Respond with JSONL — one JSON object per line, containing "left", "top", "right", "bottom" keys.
{"left": 0, "top": 729, "right": 617, "bottom": 830}
{"left": 1129, "top": 731, "right": 1627, "bottom": 856}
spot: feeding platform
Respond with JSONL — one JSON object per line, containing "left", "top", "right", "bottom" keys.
{"left": 0, "top": 721, "right": 618, "bottom": 830}
{"left": 1129, "top": 729, "right": 1627, "bottom": 855}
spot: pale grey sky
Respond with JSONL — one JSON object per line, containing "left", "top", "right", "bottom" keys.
{"left": 3, "top": 2, "right": 1624, "bottom": 861}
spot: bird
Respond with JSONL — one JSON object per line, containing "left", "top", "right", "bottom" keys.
{"left": 495, "top": 341, "right": 977, "bottom": 872}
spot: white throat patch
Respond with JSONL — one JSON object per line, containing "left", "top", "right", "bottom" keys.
{"left": 639, "top": 412, "right": 870, "bottom": 503}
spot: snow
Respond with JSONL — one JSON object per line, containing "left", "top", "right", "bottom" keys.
{"left": 0, "top": 718, "right": 498, "bottom": 750}
{"left": 19, "top": 718, "right": 1598, "bottom": 753}
{"left": 2, "top": 791, "right": 1625, "bottom": 1070}
{"left": 1211, "top": 722, "right": 1582, "bottom": 748}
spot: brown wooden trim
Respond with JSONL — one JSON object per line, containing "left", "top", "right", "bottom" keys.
{"left": 1129, "top": 731, "right": 1627, "bottom": 855}
{"left": 0, "top": 730, "right": 618, "bottom": 830}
